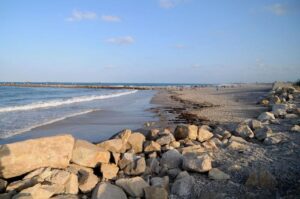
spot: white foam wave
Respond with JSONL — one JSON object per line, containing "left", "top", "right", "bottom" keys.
{"left": 0, "top": 109, "right": 99, "bottom": 139}
{"left": 0, "top": 90, "right": 138, "bottom": 113}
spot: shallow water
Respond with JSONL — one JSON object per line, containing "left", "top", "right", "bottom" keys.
{"left": 0, "top": 86, "right": 157, "bottom": 144}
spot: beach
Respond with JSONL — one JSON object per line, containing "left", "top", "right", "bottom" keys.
{"left": 0, "top": 83, "right": 300, "bottom": 198}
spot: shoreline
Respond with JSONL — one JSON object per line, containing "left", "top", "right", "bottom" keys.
{"left": 0, "top": 83, "right": 300, "bottom": 198}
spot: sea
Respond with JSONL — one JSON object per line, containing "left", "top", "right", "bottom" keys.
{"left": 0, "top": 82, "right": 210, "bottom": 144}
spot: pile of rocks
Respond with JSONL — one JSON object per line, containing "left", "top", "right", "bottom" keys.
{"left": 0, "top": 123, "right": 239, "bottom": 199}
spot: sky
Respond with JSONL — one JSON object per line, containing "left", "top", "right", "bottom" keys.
{"left": 0, "top": 0, "right": 300, "bottom": 84}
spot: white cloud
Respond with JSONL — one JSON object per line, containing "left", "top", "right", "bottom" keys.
{"left": 267, "top": 3, "right": 288, "bottom": 16}
{"left": 106, "top": 36, "right": 135, "bottom": 45}
{"left": 101, "top": 15, "right": 121, "bottom": 22}
{"left": 159, "top": 0, "right": 183, "bottom": 9}
{"left": 66, "top": 9, "right": 98, "bottom": 22}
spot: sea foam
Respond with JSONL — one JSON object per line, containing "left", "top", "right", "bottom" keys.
{"left": 0, "top": 90, "right": 138, "bottom": 113}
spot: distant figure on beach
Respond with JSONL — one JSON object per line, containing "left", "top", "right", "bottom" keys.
{"left": 216, "top": 86, "right": 219, "bottom": 91}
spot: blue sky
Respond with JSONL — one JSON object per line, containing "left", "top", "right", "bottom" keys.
{"left": 0, "top": 0, "right": 299, "bottom": 83}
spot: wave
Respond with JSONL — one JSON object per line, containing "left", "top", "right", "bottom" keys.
{"left": 0, "top": 90, "right": 138, "bottom": 113}
{"left": 0, "top": 109, "right": 99, "bottom": 139}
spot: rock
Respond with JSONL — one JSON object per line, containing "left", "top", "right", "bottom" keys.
{"left": 227, "top": 141, "right": 248, "bottom": 151}
{"left": 156, "top": 134, "right": 175, "bottom": 146}
{"left": 112, "top": 152, "right": 121, "bottom": 165}
{"left": 0, "top": 134, "right": 74, "bottom": 179}
{"left": 271, "top": 95, "right": 281, "bottom": 104}
{"left": 78, "top": 169, "right": 98, "bottom": 193}
{"left": 214, "top": 127, "right": 231, "bottom": 140}
{"left": 13, "top": 183, "right": 62, "bottom": 199}
{"left": 182, "top": 153, "right": 212, "bottom": 173}
{"left": 23, "top": 167, "right": 52, "bottom": 180}
{"left": 65, "top": 173, "right": 78, "bottom": 194}
{"left": 160, "top": 149, "right": 183, "bottom": 169}
{"left": 291, "top": 125, "right": 300, "bottom": 132}
{"left": 260, "top": 99, "right": 269, "bottom": 106}
{"left": 144, "top": 187, "right": 168, "bottom": 199}
{"left": 146, "top": 158, "right": 160, "bottom": 174}
{"left": 254, "top": 127, "right": 272, "bottom": 141}
{"left": 285, "top": 113, "right": 298, "bottom": 119}
{"left": 272, "top": 104, "right": 287, "bottom": 116}
{"left": 229, "top": 135, "right": 248, "bottom": 144}
{"left": 197, "top": 126, "right": 214, "bottom": 142}
{"left": 101, "top": 163, "right": 119, "bottom": 180}
{"left": 258, "top": 112, "right": 275, "bottom": 121}
{"left": 92, "top": 182, "right": 127, "bottom": 199}
{"left": 202, "top": 140, "right": 218, "bottom": 151}
{"left": 245, "top": 169, "right": 277, "bottom": 190}
{"left": 7, "top": 176, "right": 41, "bottom": 192}
{"left": 170, "top": 141, "right": 180, "bottom": 148}
{"left": 118, "top": 153, "right": 137, "bottom": 169}
{"left": 115, "top": 177, "right": 149, "bottom": 197}
{"left": 50, "top": 194, "right": 79, "bottom": 199}
{"left": 151, "top": 176, "right": 169, "bottom": 190}
{"left": 263, "top": 136, "right": 281, "bottom": 145}
{"left": 208, "top": 168, "right": 230, "bottom": 180}
{"left": 144, "top": 141, "right": 161, "bottom": 152}
{"left": 179, "top": 145, "right": 205, "bottom": 155}
{"left": 0, "top": 192, "right": 15, "bottom": 199}
{"left": 171, "top": 172, "right": 194, "bottom": 199}
{"left": 235, "top": 124, "right": 254, "bottom": 138}
{"left": 0, "top": 179, "right": 7, "bottom": 192}
{"left": 72, "top": 139, "right": 110, "bottom": 168}
{"left": 146, "top": 129, "right": 160, "bottom": 141}
{"left": 127, "top": 133, "right": 145, "bottom": 153}
{"left": 167, "top": 168, "right": 181, "bottom": 180}
{"left": 114, "top": 129, "right": 132, "bottom": 143}
{"left": 173, "top": 124, "right": 198, "bottom": 140}
{"left": 124, "top": 157, "right": 146, "bottom": 176}
{"left": 248, "top": 120, "right": 263, "bottom": 130}
{"left": 97, "top": 139, "right": 126, "bottom": 153}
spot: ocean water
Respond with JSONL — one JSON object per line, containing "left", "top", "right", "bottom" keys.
{"left": 0, "top": 86, "right": 154, "bottom": 142}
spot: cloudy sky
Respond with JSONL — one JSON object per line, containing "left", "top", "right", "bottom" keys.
{"left": 0, "top": 0, "right": 299, "bottom": 83}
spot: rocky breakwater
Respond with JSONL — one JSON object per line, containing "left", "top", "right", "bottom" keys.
{"left": 0, "top": 124, "right": 233, "bottom": 199}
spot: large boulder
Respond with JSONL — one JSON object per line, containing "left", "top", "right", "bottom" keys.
{"left": 160, "top": 149, "right": 183, "bottom": 169}
{"left": 92, "top": 182, "right": 127, "bottom": 199}
{"left": 182, "top": 153, "right": 212, "bottom": 173}
{"left": 97, "top": 139, "right": 126, "bottom": 153}
{"left": 72, "top": 139, "right": 110, "bottom": 168}
{"left": 197, "top": 126, "right": 214, "bottom": 142}
{"left": 12, "top": 183, "right": 62, "bottom": 199}
{"left": 171, "top": 172, "right": 195, "bottom": 199}
{"left": 156, "top": 134, "right": 175, "bottom": 146}
{"left": 116, "top": 177, "right": 149, "bottom": 197}
{"left": 0, "top": 134, "right": 74, "bottom": 179}
{"left": 127, "top": 133, "right": 145, "bottom": 153}
{"left": 77, "top": 169, "right": 98, "bottom": 193}
{"left": 174, "top": 124, "right": 198, "bottom": 140}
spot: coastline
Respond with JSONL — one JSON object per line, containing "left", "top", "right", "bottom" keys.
{"left": 0, "top": 83, "right": 300, "bottom": 198}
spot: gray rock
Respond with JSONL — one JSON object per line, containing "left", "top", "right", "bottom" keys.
{"left": 150, "top": 176, "right": 169, "bottom": 190}
{"left": 263, "top": 136, "right": 281, "bottom": 145}
{"left": 156, "top": 134, "right": 175, "bottom": 146}
{"left": 272, "top": 104, "right": 287, "bottom": 116}
{"left": 182, "top": 153, "right": 212, "bottom": 173}
{"left": 146, "top": 129, "right": 160, "bottom": 141}
{"left": 235, "top": 124, "right": 254, "bottom": 138}
{"left": 291, "top": 125, "right": 300, "bottom": 132}
{"left": 197, "top": 126, "right": 214, "bottom": 142}
{"left": 248, "top": 119, "right": 263, "bottom": 130}
{"left": 146, "top": 158, "right": 160, "bottom": 174}
{"left": 254, "top": 127, "right": 273, "bottom": 141}
{"left": 118, "top": 153, "right": 137, "bottom": 170}
{"left": 160, "top": 149, "right": 183, "bottom": 169}
{"left": 171, "top": 173, "right": 194, "bottom": 199}
{"left": 92, "top": 182, "right": 127, "bottom": 199}
{"left": 124, "top": 157, "right": 146, "bottom": 176}
{"left": 116, "top": 177, "right": 149, "bottom": 197}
